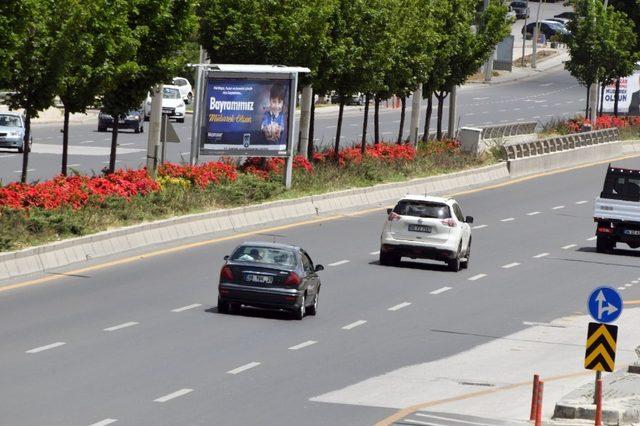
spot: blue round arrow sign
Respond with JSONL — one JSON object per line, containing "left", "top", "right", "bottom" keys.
{"left": 588, "top": 286, "right": 623, "bottom": 323}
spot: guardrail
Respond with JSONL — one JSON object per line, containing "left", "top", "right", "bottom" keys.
{"left": 504, "top": 128, "right": 620, "bottom": 160}
{"left": 481, "top": 121, "right": 537, "bottom": 140}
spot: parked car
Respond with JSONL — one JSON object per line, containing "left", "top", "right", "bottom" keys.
{"left": 522, "top": 21, "right": 569, "bottom": 39}
{"left": 510, "top": 1, "right": 530, "bottom": 19}
{"left": 143, "top": 85, "right": 186, "bottom": 123}
{"left": 554, "top": 11, "right": 576, "bottom": 21}
{"left": 218, "top": 242, "right": 324, "bottom": 319}
{"left": 98, "top": 109, "right": 144, "bottom": 133}
{"left": 379, "top": 195, "right": 473, "bottom": 271}
{"left": 0, "top": 112, "right": 31, "bottom": 153}
{"left": 506, "top": 6, "right": 517, "bottom": 21}
{"left": 172, "top": 77, "right": 193, "bottom": 104}
{"left": 547, "top": 17, "right": 570, "bottom": 27}
{"left": 330, "top": 92, "right": 365, "bottom": 106}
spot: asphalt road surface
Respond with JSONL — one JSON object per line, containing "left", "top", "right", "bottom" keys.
{"left": 0, "top": 67, "right": 585, "bottom": 184}
{"left": 2, "top": 154, "right": 640, "bottom": 425}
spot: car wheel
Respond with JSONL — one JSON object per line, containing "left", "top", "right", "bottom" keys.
{"left": 307, "top": 292, "right": 318, "bottom": 316}
{"left": 596, "top": 236, "right": 615, "bottom": 253}
{"left": 140, "top": 124, "right": 144, "bottom": 133}
{"left": 17, "top": 145, "right": 23, "bottom": 153}
{"left": 379, "top": 251, "right": 399, "bottom": 266}
{"left": 98, "top": 126, "right": 107, "bottom": 132}
{"left": 177, "top": 118, "right": 185, "bottom": 123}
{"left": 461, "top": 240, "right": 471, "bottom": 269}
{"left": 217, "top": 296, "right": 229, "bottom": 314}
{"left": 134, "top": 125, "right": 140, "bottom": 134}
{"left": 447, "top": 243, "right": 462, "bottom": 272}
{"left": 295, "top": 294, "right": 306, "bottom": 320}
{"left": 187, "top": 93, "right": 193, "bottom": 104}
{"left": 144, "top": 115, "right": 149, "bottom": 122}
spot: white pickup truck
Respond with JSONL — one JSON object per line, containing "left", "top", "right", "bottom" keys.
{"left": 593, "top": 165, "right": 640, "bottom": 253}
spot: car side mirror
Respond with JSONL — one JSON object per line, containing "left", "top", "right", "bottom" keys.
{"left": 465, "top": 216, "right": 474, "bottom": 224}
{"left": 314, "top": 264, "right": 324, "bottom": 272}
{"left": 386, "top": 208, "right": 392, "bottom": 214}
{"left": 224, "top": 255, "right": 229, "bottom": 261}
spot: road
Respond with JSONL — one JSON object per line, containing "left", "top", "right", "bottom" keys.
{"left": 0, "top": 67, "right": 585, "bottom": 184}
{"left": 2, "top": 154, "right": 640, "bottom": 425}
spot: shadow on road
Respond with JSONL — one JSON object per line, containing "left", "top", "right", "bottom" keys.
{"left": 206, "top": 305, "right": 295, "bottom": 321}
{"left": 369, "top": 259, "right": 451, "bottom": 272}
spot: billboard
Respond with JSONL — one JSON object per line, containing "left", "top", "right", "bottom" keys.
{"left": 602, "top": 71, "right": 640, "bottom": 116}
{"left": 200, "top": 73, "right": 295, "bottom": 156}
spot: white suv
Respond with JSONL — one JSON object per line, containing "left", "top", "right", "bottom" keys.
{"left": 379, "top": 195, "right": 473, "bottom": 271}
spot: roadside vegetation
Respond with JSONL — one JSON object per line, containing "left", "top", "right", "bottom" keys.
{"left": 0, "top": 142, "right": 490, "bottom": 251}
{"left": 541, "top": 115, "right": 640, "bottom": 139}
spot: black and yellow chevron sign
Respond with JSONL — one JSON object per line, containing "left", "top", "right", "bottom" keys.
{"left": 584, "top": 322, "right": 618, "bottom": 372}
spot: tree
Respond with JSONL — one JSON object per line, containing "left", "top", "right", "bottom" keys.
{"left": 56, "top": 0, "right": 132, "bottom": 176}
{"left": 0, "top": 0, "right": 68, "bottom": 183}
{"left": 608, "top": 0, "right": 640, "bottom": 51}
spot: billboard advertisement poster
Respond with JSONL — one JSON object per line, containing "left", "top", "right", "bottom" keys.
{"left": 602, "top": 71, "right": 640, "bottom": 116}
{"left": 200, "top": 74, "right": 294, "bottom": 156}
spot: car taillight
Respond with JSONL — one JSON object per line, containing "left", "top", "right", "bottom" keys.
{"left": 597, "top": 227, "right": 613, "bottom": 234}
{"left": 441, "top": 218, "right": 456, "bottom": 227}
{"left": 284, "top": 272, "right": 301, "bottom": 286}
{"left": 388, "top": 212, "right": 400, "bottom": 221}
{"left": 220, "top": 265, "right": 234, "bottom": 281}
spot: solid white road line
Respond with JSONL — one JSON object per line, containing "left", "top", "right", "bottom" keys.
{"left": 472, "top": 224, "right": 487, "bottom": 229}
{"left": 227, "top": 362, "right": 261, "bottom": 375}
{"left": 430, "top": 287, "right": 452, "bottom": 295}
{"left": 14, "top": 169, "right": 34, "bottom": 173}
{"left": 67, "top": 164, "right": 80, "bottom": 167}
{"left": 416, "top": 412, "right": 495, "bottom": 426}
{"left": 342, "top": 320, "right": 367, "bottom": 330}
{"left": 468, "top": 274, "right": 487, "bottom": 281}
{"left": 562, "top": 244, "right": 577, "bottom": 249}
{"left": 527, "top": 211, "right": 541, "bottom": 216}
{"left": 552, "top": 205, "right": 565, "bottom": 210}
{"left": 288, "top": 340, "right": 317, "bottom": 351}
{"left": 0, "top": 154, "right": 15, "bottom": 158}
{"left": 370, "top": 251, "right": 380, "bottom": 256}
{"left": 587, "top": 236, "right": 597, "bottom": 241}
{"left": 402, "top": 419, "right": 434, "bottom": 426}
{"left": 119, "top": 143, "right": 134, "bottom": 147}
{"left": 26, "top": 342, "right": 66, "bottom": 354}
{"left": 388, "top": 302, "right": 411, "bottom": 311}
{"left": 103, "top": 321, "right": 138, "bottom": 332}
{"left": 89, "top": 419, "right": 118, "bottom": 426}
{"left": 502, "top": 262, "right": 520, "bottom": 269}
{"left": 153, "top": 388, "right": 193, "bottom": 403}
{"left": 576, "top": 200, "right": 588, "bottom": 204}
{"left": 473, "top": 97, "right": 489, "bottom": 101}
{"left": 80, "top": 140, "right": 95, "bottom": 144}
{"left": 328, "top": 260, "right": 350, "bottom": 267}
{"left": 171, "top": 304, "right": 202, "bottom": 313}
{"left": 500, "top": 218, "right": 515, "bottom": 222}
{"left": 539, "top": 83, "right": 553, "bottom": 87}
{"left": 533, "top": 253, "right": 549, "bottom": 258}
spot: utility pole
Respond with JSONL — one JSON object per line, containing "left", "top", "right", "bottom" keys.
{"left": 298, "top": 85, "right": 313, "bottom": 156}
{"left": 409, "top": 83, "right": 422, "bottom": 145}
{"left": 146, "top": 85, "right": 163, "bottom": 178}
{"left": 531, "top": 0, "right": 545, "bottom": 69}
{"left": 447, "top": 85, "right": 457, "bottom": 139}
{"left": 189, "top": 46, "right": 207, "bottom": 166}
{"left": 483, "top": 0, "right": 494, "bottom": 81}
{"left": 521, "top": 0, "right": 530, "bottom": 67}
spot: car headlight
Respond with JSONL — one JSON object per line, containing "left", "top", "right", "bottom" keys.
{"left": 178, "top": 102, "right": 185, "bottom": 108}
{"left": 126, "top": 115, "right": 139, "bottom": 120}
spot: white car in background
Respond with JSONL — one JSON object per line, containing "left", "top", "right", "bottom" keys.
{"left": 379, "top": 195, "right": 473, "bottom": 271}
{"left": 172, "top": 77, "right": 193, "bottom": 104}
{"left": 143, "top": 85, "right": 186, "bottom": 123}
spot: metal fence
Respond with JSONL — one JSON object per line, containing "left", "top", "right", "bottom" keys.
{"left": 504, "top": 128, "right": 620, "bottom": 160}
{"left": 481, "top": 122, "right": 537, "bottom": 140}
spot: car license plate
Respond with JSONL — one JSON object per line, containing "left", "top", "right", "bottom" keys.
{"left": 408, "top": 224, "right": 431, "bottom": 233}
{"left": 624, "top": 229, "right": 640, "bottom": 236}
{"left": 244, "top": 273, "right": 273, "bottom": 284}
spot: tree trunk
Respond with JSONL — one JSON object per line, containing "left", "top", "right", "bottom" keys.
{"left": 422, "top": 92, "right": 433, "bottom": 142}
{"left": 108, "top": 117, "right": 119, "bottom": 174}
{"left": 397, "top": 95, "right": 406, "bottom": 144}
{"left": 308, "top": 90, "right": 315, "bottom": 159}
{"left": 585, "top": 84, "right": 591, "bottom": 118}
{"left": 374, "top": 96, "right": 380, "bottom": 144}
{"left": 62, "top": 108, "right": 70, "bottom": 176}
{"left": 20, "top": 114, "right": 31, "bottom": 184}
{"left": 614, "top": 79, "right": 620, "bottom": 117}
{"left": 334, "top": 100, "right": 344, "bottom": 153}
{"left": 436, "top": 92, "right": 445, "bottom": 141}
{"left": 360, "top": 93, "right": 370, "bottom": 153}
{"left": 599, "top": 83, "right": 605, "bottom": 116}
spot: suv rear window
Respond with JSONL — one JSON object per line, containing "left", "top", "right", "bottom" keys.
{"left": 393, "top": 200, "right": 451, "bottom": 219}
{"left": 601, "top": 169, "right": 640, "bottom": 202}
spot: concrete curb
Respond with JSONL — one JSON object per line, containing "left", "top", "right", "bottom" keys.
{"left": 0, "top": 163, "right": 509, "bottom": 281}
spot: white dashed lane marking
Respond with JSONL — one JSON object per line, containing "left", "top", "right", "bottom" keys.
{"left": 430, "top": 287, "right": 452, "bottom": 295}
{"left": 227, "top": 362, "right": 261, "bottom": 375}
{"left": 527, "top": 211, "right": 541, "bottom": 216}
{"left": 472, "top": 225, "right": 487, "bottom": 229}
{"left": 502, "top": 262, "right": 520, "bottom": 269}
{"left": 533, "top": 253, "right": 549, "bottom": 258}
{"left": 328, "top": 260, "right": 350, "bottom": 267}
{"left": 500, "top": 218, "right": 515, "bottom": 222}
{"left": 153, "top": 388, "right": 193, "bottom": 403}
{"left": 89, "top": 419, "right": 118, "bottom": 426}
{"left": 562, "top": 244, "right": 577, "bottom": 250}
{"left": 552, "top": 205, "right": 565, "bottom": 210}
{"left": 342, "top": 320, "right": 367, "bottom": 330}
{"left": 625, "top": 284, "right": 633, "bottom": 287}
{"left": 103, "top": 321, "right": 138, "bottom": 332}
{"left": 618, "top": 287, "right": 626, "bottom": 291}
{"left": 171, "top": 304, "right": 202, "bottom": 313}
{"left": 288, "top": 340, "right": 317, "bottom": 351}
{"left": 468, "top": 274, "right": 487, "bottom": 281}
{"left": 26, "top": 342, "right": 66, "bottom": 354}
{"left": 388, "top": 302, "right": 411, "bottom": 311}
{"left": 576, "top": 200, "right": 588, "bottom": 204}
{"left": 587, "top": 236, "right": 597, "bottom": 241}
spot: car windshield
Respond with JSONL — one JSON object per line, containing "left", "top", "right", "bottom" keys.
{"left": 393, "top": 201, "right": 451, "bottom": 219}
{"left": 163, "top": 88, "right": 181, "bottom": 99}
{"left": 231, "top": 246, "right": 297, "bottom": 267}
{"left": 173, "top": 79, "right": 187, "bottom": 86}
{"left": 0, "top": 115, "right": 22, "bottom": 127}
{"left": 511, "top": 2, "right": 526, "bottom": 7}
{"left": 546, "top": 22, "right": 565, "bottom": 30}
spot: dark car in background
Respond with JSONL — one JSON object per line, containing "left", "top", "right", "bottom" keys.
{"left": 218, "top": 242, "right": 323, "bottom": 320}
{"left": 554, "top": 11, "right": 576, "bottom": 20}
{"left": 510, "top": 1, "right": 529, "bottom": 19}
{"left": 522, "top": 21, "right": 569, "bottom": 39}
{"left": 98, "top": 109, "right": 144, "bottom": 133}
{"left": 330, "top": 92, "right": 365, "bottom": 106}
